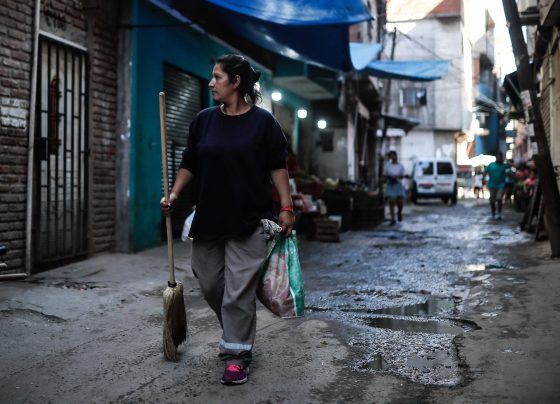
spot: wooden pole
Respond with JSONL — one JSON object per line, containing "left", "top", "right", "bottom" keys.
{"left": 502, "top": 0, "right": 560, "bottom": 257}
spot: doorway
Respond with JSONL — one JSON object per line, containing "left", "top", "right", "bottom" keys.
{"left": 33, "top": 36, "right": 89, "bottom": 270}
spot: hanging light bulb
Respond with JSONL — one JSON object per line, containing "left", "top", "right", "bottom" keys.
{"left": 297, "top": 108, "right": 308, "bottom": 119}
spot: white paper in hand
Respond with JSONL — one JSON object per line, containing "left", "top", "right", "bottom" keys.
{"left": 181, "top": 210, "right": 195, "bottom": 241}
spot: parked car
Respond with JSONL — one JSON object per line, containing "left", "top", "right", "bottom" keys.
{"left": 410, "top": 158, "right": 458, "bottom": 204}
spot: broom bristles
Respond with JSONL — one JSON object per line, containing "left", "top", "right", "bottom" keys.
{"left": 163, "top": 281, "right": 187, "bottom": 361}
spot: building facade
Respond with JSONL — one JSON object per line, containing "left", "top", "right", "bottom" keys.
{"left": 1, "top": 0, "right": 119, "bottom": 275}
{"left": 384, "top": 0, "right": 467, "bottom": 173}
{"left": 2, "top": 0, "right": 376, "bottom": 275}
{"left": 383, "top": 0, "right": 504, "bottom": 173}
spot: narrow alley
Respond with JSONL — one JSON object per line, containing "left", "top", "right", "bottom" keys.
{"left": 2, "top": 0, "right": 560, "bottom": 402}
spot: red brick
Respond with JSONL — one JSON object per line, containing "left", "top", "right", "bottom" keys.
{"left": 1, "top": 79, "right": 19, "bottom": 88}
{"left": 8, "top": 28, "right": 27, "bottom": 41}
{"left": 0, "top": 16, "right": 18, "bottom": 29}
{"left": 8, "top": 9, "right": 32, "bottom": 25}
{"left": 11, "top": 50, "right": 31, "bottom": 63}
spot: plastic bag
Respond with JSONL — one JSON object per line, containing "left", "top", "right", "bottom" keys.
{"left": 258, "top": 232, "right": 305, "bottom": 318}
{"left": 181, "top": 210, "right": 195, "bottom": 242}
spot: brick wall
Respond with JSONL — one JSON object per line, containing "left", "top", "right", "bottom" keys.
{"left": 0, "top": 0, "right": 34, "bottom": 273}
{"left": 0, "top": 0, "right": 118, "bottom": 273}
{"left": 89, "top": 7, "right": 118, "bottom": 253}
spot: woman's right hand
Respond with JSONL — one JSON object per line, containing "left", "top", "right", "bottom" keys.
{"left": 160, "top": 192, "right": 178, "bottom": 216}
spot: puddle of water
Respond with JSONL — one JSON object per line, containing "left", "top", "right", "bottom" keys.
{"left": 480, "top": 229, "right": 529, "bottom": 245}
{"left": 406, "top": 350, "right": 454, "bottom": 377}
{"left": 460, "top": 263, "right": 513, "bottom": 272}
{"left": 356, "top": 354, "right": 389, "bottom": 371}
{"left": 371, "top": 297, "right": 456, "bottom": 317}
{"left": 364, "top": 317, "right": 463, "bottom": 335}
{"left": 481, "top": 312, "right": 498, "bottom": 317}
{"left": 486, "top": 264, "right": 512, "bottom": 270}
{"left": 461, "top": 264, "right": 487, "bottom": 272}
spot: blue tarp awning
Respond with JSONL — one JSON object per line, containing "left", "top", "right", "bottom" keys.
{"left": 350, "top": 42, "right": 384, "bottom": 70}
{"left": 154, "top": 0, "right": 380, "bottom": 71}
{"left": 364, "top": 60, "right": 450, "bottom": 81}
{"left": 205, "top": 0, "right": 373, "bottom": 25}
{"left": 202, "top": 0, "right": 377, "bottom": 70}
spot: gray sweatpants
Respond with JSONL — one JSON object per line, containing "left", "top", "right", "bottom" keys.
{"left": 191, "top": 225, "right": 268, "bottom": 367}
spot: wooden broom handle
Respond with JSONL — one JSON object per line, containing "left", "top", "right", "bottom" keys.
{"left": 159, "top": 92, "right": 176, "bottom": 285}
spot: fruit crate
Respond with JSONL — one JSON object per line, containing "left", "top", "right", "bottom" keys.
{"left": 351, "top": 194, "right": 384, "bottom": 230}
{"left": 313, "top": 218, "right": 340, "bottom": 242}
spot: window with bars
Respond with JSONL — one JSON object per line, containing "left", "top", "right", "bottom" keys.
{"left": 400, "top": 87, "right": 427, "bottom": 107}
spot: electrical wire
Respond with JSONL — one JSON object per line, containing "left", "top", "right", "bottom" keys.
{"left": 378, "top": 28, "right": 508, "bottom": 98}
{"left": 391, "top": 29, "right": 465, "bottom": 75}
{"left": 374, "top": 23, "right": 513, "bottom": 116}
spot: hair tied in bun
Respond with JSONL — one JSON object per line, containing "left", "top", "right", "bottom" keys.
{"left": 251, "top": 69, "right": 262, "bottom": 84}
{"left": 216, "top": 54, "right": 263, "bottom": 104}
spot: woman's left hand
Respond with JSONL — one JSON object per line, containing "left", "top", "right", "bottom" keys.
{"left": 279, "top": 211, "right": 295, "bottom": 236}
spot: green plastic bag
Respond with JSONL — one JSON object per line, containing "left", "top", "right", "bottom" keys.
{"left": 258, "top": 232, "right": 305, "bottom": 318}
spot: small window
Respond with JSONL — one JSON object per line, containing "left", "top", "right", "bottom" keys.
{"left": 437, "top": 162, "right": 454, "bottom": 175}
{"left": 417, "top": 161, "right": 434, "bottom": 175}
{"left": 400, "top": 88, "right": 427, "bottom": 107}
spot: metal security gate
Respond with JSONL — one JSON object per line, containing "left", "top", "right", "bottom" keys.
{"left": 163, "top": 64, "right": 204, "bottom": 237}
{"left": 33, "top": 36, "right": 89, "bottom": 269}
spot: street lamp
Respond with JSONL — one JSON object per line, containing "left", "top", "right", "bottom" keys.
{"left": 317, "top": 119, "right": 327, "bottom": 129}
{"left": 297, "top": 108, "right": 307, "bottom": 119}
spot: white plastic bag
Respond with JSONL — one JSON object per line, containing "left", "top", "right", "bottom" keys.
{"left": 181, "top": 210, "right": 195, "bottom": 241}
{"left": 258, "top": 232, "right": 305, "bottom": 318}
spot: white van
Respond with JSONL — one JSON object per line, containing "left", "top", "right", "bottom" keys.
{"left": 410, "top": 158, "right": 458, "bottom": 204}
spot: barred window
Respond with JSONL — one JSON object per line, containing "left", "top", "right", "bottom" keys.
{"left": 400, "top": 88, "right": 427, "bottom": 107}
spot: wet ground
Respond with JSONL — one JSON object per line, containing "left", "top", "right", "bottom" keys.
{"left": 298, "top": 198, "right": 536, "bottom": 386}
{"left": 2, "top": 197, "right": 557, "bottom": 403}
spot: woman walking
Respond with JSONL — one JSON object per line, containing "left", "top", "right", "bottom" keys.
{"left": 160, "top": 54, "right": 294, "bottom": 385}
{"left": 383, "top": 151, "right": 407, "bottom": 225}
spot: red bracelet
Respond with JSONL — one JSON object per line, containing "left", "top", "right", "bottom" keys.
{"left": 279, "top": 206, "right": 294, "bottom": 214}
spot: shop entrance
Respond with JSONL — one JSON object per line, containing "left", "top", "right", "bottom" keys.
{"left": 162, "top": 64, "right": 205, "bottom": 237}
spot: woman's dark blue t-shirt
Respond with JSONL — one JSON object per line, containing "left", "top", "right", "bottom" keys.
{"left": 179, "top": 105, "right": 287, "bottom": 240}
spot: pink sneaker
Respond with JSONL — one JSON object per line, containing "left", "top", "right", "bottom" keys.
{"left": 221, "top": 364, "right": 248, "bottom": 385}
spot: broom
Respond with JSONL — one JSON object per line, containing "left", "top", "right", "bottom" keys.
{"left": 159, "top": 91, "right": 187, "bottom": 361}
